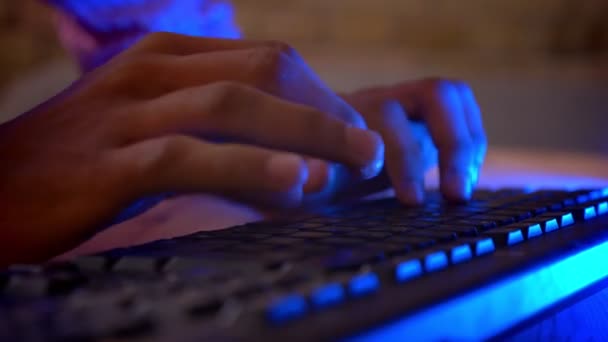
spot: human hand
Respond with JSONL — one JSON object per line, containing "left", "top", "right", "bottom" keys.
{"left": 0, "top": 33, "right": 384, "bottom": 265}
{"left": 342, "top": 79, "right": 487, "bottom": 205}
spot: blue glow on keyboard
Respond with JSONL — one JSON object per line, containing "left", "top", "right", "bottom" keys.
{"left": 507, "top": 230, "right": 524, "bottom": 245}
{"left": 475, "top": 238, "right": 495, "bottom": 255}
{"left": 598, "top": 202, "right": 608, "bottom": 216}
{"left": 544, "top": 219, "right": 559, "bottom": 232}
{"left": 424, "top": 252, "right": 448, "bottom": 272}
{"left": 526, "top": 224, "right": 542, "bottom": 238}
{"left": 585, "top": 206, "right": 597, "bottom": 220}
{"left": 450, "top": 245, "right": 472, "bottom": 264}
{"left": 349, "top": 273, "right": 380, "bottom": 297}
{"left": 348, "top": 238, "right": 608, "bottom": 341}
{"left": 395, "top": 260, "right": 422, "bottom": 282}
{"left": 560, "top": 213, "right": 575, "bottom": 227}
{"left": 311, "top": 283, "right": 345, "bottom": 308}
{"left": 267, "top": 294, "right": 308, "bottom": 323}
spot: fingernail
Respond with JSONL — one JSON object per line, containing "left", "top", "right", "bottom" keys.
{"left": 398, "top": 180, "right": 425, "bottom": 205}
{"left": 346, "top": 126, "right": 385, "bottom": 179}
{"left": 266, "top": 154, "right": 308, "bottom": 190}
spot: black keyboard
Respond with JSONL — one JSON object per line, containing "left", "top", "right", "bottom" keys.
{"left": 2, "top": 188, "right": 608, "bottom": 341}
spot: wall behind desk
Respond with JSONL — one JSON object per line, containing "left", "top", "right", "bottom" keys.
{"left": 0, "top": 0, "right": 606, "bottom": 154}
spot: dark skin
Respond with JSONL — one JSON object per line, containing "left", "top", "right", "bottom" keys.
{"left": 0, "top": 33, "right": 486, "bottom": 267}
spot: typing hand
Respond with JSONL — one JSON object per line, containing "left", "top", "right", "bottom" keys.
{"left": 342, "top": 79, "right": 487, "bottom": 205}
{"left": 0, "top": 33, "right": 384, "bottom": 265}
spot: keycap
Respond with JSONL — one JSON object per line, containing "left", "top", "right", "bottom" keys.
{"left": 266, "top": 294, "right": 308, "bottom": 323}
{"left": 511, "top": 222, "right": 543, "bottom": 239}
{"left": 432, "top": 224, "right": 478, "bottom": 236}
{"left": 182, "top": 292, "right": 224, "bottom": 318}
{"left": 290, "top": 231, "right": 333, "bottom": 239}
{"left": 459, "top": 237, "right": 495, "bottom": 256}
{"left": 407, "top": 230, "right": 457, "bottom": 242}
{"left": 447, "top": 244, "right": 473, "bottom": 264}
{"left": 483, "top": 228, "right": 524, "bottom": 246}
{"left": 309, "top": 283, "right": 345, "bottom": 308}
{"left": 597, "top": 201, "right": 608, "bottom": 215}
{"left": 422, "top": 251, "right": 449, "bottom": 272}
{"left": 348, "top": 273, "right": 380, "bottom": 297}
{"left": 525, "top": 216, "right": 559, "bottom": 233}
{"left": 394, "top": 259, "right": 423, "bottom": 283}
{"left": 73, "top": 256, "right": 111, "bottom": 273}
{"left": 111, "top": 257, "right": 160, "bottom": 273}
{"left": 568, "top": 205, "right": 597, "bottom": 221}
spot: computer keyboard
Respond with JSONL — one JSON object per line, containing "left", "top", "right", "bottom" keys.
{"left": 2, "top": 188, "right": 608, "bottom": 341}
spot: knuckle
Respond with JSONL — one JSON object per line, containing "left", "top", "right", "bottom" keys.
{"left": 248, "top": 46, "right": 291, "bottom": 89}
{"left": 204, "top": 81, "right": 246, "bottom": 111}
{"left": 154, "top": 136, "right": 193, "bottom": 169}
{"left": 422, "top": 77, "right": 457, "bottom": 97}
{"left": 102, "top": 55, "right": 160, "bottom": 89}
{"left": 135, "top": 32, "right": 177, "bottom": 50}
{"left": 261, "top": 40, "right": 298, "bottom": 59}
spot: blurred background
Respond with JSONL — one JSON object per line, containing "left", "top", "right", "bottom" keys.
{"left": 1, "top": 0, "right": 607, "bottom": 153}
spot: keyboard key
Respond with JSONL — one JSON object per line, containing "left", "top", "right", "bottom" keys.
{"left": 111, "top": 257, "right": 160, "bottom": 273}
{"left": 310, "top": 283, "right": 345, "bottom": 308}
{"left": 571, "top": 205, "right": 597, "bottom": 221}
{"left": 447, "top": 244, "right": 473, "bottom": 264}
{"left": 406, "top": 230, "right": 457, "bottom": 242}
{"left": 348, "top": 273, "right": 380, "bottom": 297}
{"left": 459, "top": 237, "right": 495, "bottom": 256}
{"left": 484, "top": 228, "right": 524, "bottom": 246}
{"left": 597, "top": 202, "right": 608, "bottom": 216}
{"left": 266, "top": 294, "right": 308, "bottom": 323}
{"left": 525, "top": 216, "right": 559, "bottom": 233}
{"left": 422, "top": 251, "right": 449, "bottom": 272}
{"left": 394, "top": 259, "right": 423, "bottom": 283}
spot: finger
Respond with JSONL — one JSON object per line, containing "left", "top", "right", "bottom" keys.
{"left": 131, "top": 32, "right": 302, "bottom": 58}
{"left": 392, "top": 80, "right": 476, "bottom": 202}
{"left": 123, "top": 82, "right": 384, "bottom": 179}
{"left": 365, "top": 101, "right": 426, "bottom": 205}
{"left": 453, "top": 81, "right": 487, "bottom": 176}
{"left": 302, "top": 158, "right": 331, "bottom": 193}
{"left": 112, "top": 135, "right": 310, "bottom": 208}
{"left": 122, "top": 46, "right": 366, "bottom": 128}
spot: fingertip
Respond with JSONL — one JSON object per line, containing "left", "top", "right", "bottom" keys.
{"left": 303, "top": 158, "right": 330, "bottom": 193}
{"left": 346, "top": 126, "right": 385, "bottom": 179}
{"left": 440, "top": 169, "right": 473, "bottom": 203}
{"left": 266, "top": 153, "right": 308, "bottom": 191}
{"left": 396, "top": 180, "right": 425, "bottom": 206}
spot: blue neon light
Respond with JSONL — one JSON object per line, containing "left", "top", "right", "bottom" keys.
{"left": 544, "top": 218, "right": 559, "bottom": 232}
{"left": 450, "top": 245, "right": 472, "bottom": 264}
{"left": 348, "top": 238, "right": 608, "bottom": 341}
{"left": 349, "top": 273, "right": 380, "bottom": 297}
{"left": 561, "top": 213, "right": 575, "bottom": 227}
{"left": 526, "top": 223, "right": 542, "bottom": 238}
{"left": 311, "top": 283, "right": 345, "bottom": 308}
{"left": 475, "top": 238, "right": 495, "bottom": 255}
{"left": 585, "top": 206, "right": 597, "bottom": 220}
{"left": 51, "top": 0, "right": 240, "bottom": 39}
{"left": 598, "top": 202, "right": 608, "bottom": 216}
{"left": 395, "top": 260, "right": 422, "bottom": 283}
{"left": 424, "top": 252, "right": 448, "bottom": 272}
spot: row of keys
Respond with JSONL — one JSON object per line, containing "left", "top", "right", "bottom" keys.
{"left": 263, "top": 197, "right": 608, "bottom": 325}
